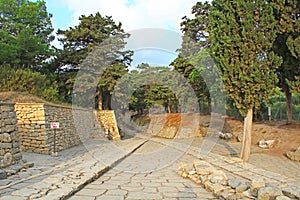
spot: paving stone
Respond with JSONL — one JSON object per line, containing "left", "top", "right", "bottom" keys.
{"left": 75, "top": 188, "right": 106, "bottom": 197}
{"left": 69, "top": 196, "right": 96, "bottom": 200}
{"left": 105, "top": 189, "right": 127, "bottom": 196}
{"left": 158, "top": 186, "right": 179, "bottom": 193}
{"left": 126, "top": 191, "right": 162, "bottom": 199}
{"left": 96, "top": 196, "right": 124, "bottom": 200}
{"left": 142, "top": 187, "right": 157, "bottom": 193}
{"left": 163, "top": 192, "right": 197, "bottom": 198}
{"left": 0, "top": 195, "right": 25, "bottom": 200}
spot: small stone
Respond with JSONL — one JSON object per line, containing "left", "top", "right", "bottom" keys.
{"left": 207, "top": 182, "right": 227, "bottom": 194}
{"left": 0, "top": 169, "right": 7, "bottom": 179}
{"left": 285, "top": 147, "right": 300, "bottom": 162}
{"left": 22, "top": 162, "right": 34, "bottom": 169}
{"left": 193, "top": 160, "right": 214, "bottom": 175}
{"left": 258, "top": 187, "right": 283, "bottom": 200}
{"left": 251, "top": 179, "right": 266, "bottom": 196}
{"left": 258, "top": 139, "right": 276, "bottom": 149}
{"left": 225, "top": 133, "right": 233, "bottom": 140}
{"left": 236, "top": 182, "right": 249, "bottom": 193}
{"left": 228, "top": 179, "right": 243, "bottom": 189}
{"left": 236, "top": 132, "right": 244, "bottom": 142}
{"left": 243, "top": 189, "right": 255, "bottom": 199}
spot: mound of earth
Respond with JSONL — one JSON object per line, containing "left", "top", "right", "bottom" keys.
{"left": 0, "top": 92, "right": 69, "bottom": 107}
{"left": 0, "top": 92, "right": 49, "bottom": 103}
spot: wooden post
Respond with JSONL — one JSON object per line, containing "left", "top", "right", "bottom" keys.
{"left": 241, "top": 108, "right": 253, "bottom": 162}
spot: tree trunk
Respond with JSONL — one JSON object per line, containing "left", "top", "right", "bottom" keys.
{"left": 98, "top": 88, "right": 103, "bottom": 111}
{"left": 283, "top": 84, "right": 293, "bottom": 124}
{"left": 241, "top": 108, "right": 253, "bottom": 162}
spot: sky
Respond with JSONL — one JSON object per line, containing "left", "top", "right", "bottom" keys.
{"left": 43, "top": 0, "right": 205, "bottom": 67}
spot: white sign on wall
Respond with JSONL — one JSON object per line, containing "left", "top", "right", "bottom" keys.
{"left": 50, "top": 122, "right": 60, "bottom": 129}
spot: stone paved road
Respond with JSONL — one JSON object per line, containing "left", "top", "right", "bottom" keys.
{"left": 69, "top": 140, "right": 216, "bottom": 200}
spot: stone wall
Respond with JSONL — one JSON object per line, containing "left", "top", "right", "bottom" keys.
{"left": 0, "top": 103, "right": 22, "bottom": 168}
{"left": 96, "top": 110, "right": 120, "bottom": 140}
{"left": 44, "top": 105, "right": 81, "bottom": 153}
{"left": 15, "top": 104, "right": 121, "bottom": 154}
{"left": 15, "top": 103, "right": 48, "bottom": 154}
{"left": 15, "top": 103, "right": 82, "bottom": 154}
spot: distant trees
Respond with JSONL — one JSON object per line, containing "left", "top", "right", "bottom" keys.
{"left": 114, "top": 64, "right": 180, "bottom": 114}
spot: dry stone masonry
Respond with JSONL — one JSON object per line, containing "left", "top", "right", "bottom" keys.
{"left": 96, "top": 110, "right": 121, "bottom": 140}
{"left": 15, "top": 103, "right": 81, "bottom": 154}
{"left": 0, "top": 102, "right": 22, "bottom": 168}
{"left": 15, "top": 104, "right": 121, "bottom": 154}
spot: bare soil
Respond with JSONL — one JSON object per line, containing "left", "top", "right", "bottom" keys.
{"left": 226, "top": 118, "right": 300, "bottom": 157}
{"left": 141, "top": 113, "right": 300, "bottom": 159}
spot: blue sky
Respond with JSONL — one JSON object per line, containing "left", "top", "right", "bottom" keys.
{"left": 41, "top": 0, "right": 205, "bottom": 67}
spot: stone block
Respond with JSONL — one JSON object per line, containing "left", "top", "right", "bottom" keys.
{"left": 258, "top": 187, "right": 283, "bottom": 200}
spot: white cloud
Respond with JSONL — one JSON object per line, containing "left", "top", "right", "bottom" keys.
{"left": 59, "top": 0, "right": 204, "bottom": 33}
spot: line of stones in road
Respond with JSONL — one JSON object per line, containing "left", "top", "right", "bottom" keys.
{"left": 179, "top": 159, "right": 292, "bottom": 199}
{"left": 151, "top": 138, "right": 300, "bottom": 199}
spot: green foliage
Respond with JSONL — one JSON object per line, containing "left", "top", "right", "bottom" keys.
{"left": 113, "top": 65, "right": 194, "bottom": 114}
{"left": 288, "top": 76, "right": 300, "bottom": 93}
{"left": 57, "top": 12, "right": 132, "bottom": 109}
{"left": 208, "top": 0, "right": 282, "bottom": 117}
{"left": 0, "top": 65, "right": 59, "bottom": 101}
{"left": 0, "top": 0, "right": 55, "bottom": 68}
{"left": 57, "top": 12, "right": 131, "bottom": 68}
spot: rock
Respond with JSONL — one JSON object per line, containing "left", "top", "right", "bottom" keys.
{"left": 0, "top": 169, "right": 7, "bottom": 179}
{"left": 206, "top": 182, "right": 227, "bottom": 194}
{"left": 258, "top": 187, "right": 283, "bottom": 200}
{"left": 258, "top": 139, "right": 276, "bottom": 149}
{"left": 251, "top": 179, "right": 266, "bottom": 196}
{"left": 193, "top": 160, "right": 215, "bottom": 175}
{"left": 228, "top": 179, "right": 243, "bottom": 189}
{"left": 22, "top": 162, "right": 34, "bottom": 169}
{"left": 243, "top": 189, "right": 255, "bottom": 199}
{"left": 225, "top": 133, "right": 233, "bottom": 140}
{"left": 209, "top": 170, "right": 228, "bottom": 184}
{"left": 1, "top": 133, "right": 12, "bottom": 143}
{"left": 285, "top": 146, "right": 300, "bottom": 162}
{"left": 218, "top": 189, "right": 237, "bottom": 200}
{"left": 236, "top": 132, "right": 244, "bottom": 142}
{"left": 236, "top": 182, "right": 249, "bottom": 193}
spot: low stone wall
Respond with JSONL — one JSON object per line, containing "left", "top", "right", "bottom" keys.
{"left": 44, "top": 105, "right": 81, "bottom": 153}
{"left": 15, "top": 103, "right": 121, "bottom": 154}
{"left": 15, "top": 104, "right": 48, "bottom": 154}
{"left": 0, "top": 103, "right": 22, "bottom": 168}
{"left": 15, "top": 103, "right": 81, "bottom": 154}
{"left": 96, "top": 110, "right": 120, "bottom": 140}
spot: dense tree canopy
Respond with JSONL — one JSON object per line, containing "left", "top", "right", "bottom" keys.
{"left": 271, "top": 0, "right": 300, "bottom": 123}
{"left": 57, "top": 12, "right": 132, "bottom": 108}
{"left": 0, "top": 0, "right": 55, "bottom": 68}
